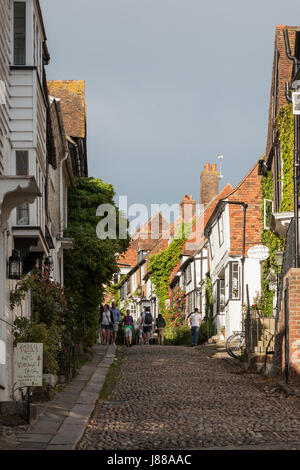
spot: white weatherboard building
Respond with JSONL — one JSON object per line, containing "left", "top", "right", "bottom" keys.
{"left": 205, "top": 202, "right": 260, "bottom": 337}
{"left": 0, "top": 1, "right": 76, "bottom": 401}
{"left": 204, "top": 163, "right": 263, "bottom": 339}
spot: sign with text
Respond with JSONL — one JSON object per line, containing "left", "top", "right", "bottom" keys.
{"left": 247, "top": 245, "right": 270, "bottom": 261}
{"left": 14, "top": 343, "right": 43, "bottom": 387}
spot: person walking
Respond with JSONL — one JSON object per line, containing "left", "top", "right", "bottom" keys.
{"left": 142, "top": 307, "right": 153, "bottom": 345}
{"left": 155, "top": 313, "right": 166, "bottom": 345}
{"left": 136, "top": 312, "right": 144, "bottom": 345}
{"left": 100, "top": 304, "right": 114, "bottom": 345}
{"left": 188, "top": 308, "right": 202, "bottom": 347}
{"left": 110, "top": 301, "right": 121, "bottom": 345}
{"left": 123, "top": 309, "right": 135, "bottom": 347}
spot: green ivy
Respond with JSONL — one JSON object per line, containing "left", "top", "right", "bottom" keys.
{"left": 259, "top": 104, "right": 294, "bottom": 316}
{"left": 148, "top": 224, "right": 188, "bottom": 314}
{"left": 205, "top": 274, "right": 213, "bottom": 317}
{"left": 105, "top": 275, "right": 127, "bottom": 309}
{"left": 64, "top": 177, "right": 130, "bottom": 347}
{"left": 204, "top": 274, "right": 216, "bottom": 338}
{"left": 260, "top": 171, "right": 284, "bottom": 316}
{"left": 278, "top": 103, "right": 294, "bottom": 212}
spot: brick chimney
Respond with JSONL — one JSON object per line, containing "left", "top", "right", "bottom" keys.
{"left": 200, "top": 163, "right": 219, "bottom": 208}
{"left": 180, "top": 195, "right": 196, "bottom": 222}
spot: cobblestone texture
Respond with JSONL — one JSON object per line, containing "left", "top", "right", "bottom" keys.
{"left": 79, "top": 344, "right": 300, "bottom": 450}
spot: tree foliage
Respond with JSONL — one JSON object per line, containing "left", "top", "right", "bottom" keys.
{"left": 64, "top": 177, "right": 130, "bottom": 347}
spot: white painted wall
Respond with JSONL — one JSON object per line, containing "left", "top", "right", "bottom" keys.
{"left": 209, "top": 205, "right": 230, "bottom": 275}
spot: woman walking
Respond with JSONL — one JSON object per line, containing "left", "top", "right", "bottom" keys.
{"left": 122, "top": 309, "right": 135, "bottom": 348}
{"left": 100, "top": 304, "right": 114, "bottom": 345}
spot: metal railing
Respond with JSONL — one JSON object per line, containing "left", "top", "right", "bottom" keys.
{"left": 245, "top": 309, "right": 275, "bottom": 355}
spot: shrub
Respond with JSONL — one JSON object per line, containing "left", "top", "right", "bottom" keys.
{"left": 165, "top": 326, "right": 191, "bottom": 346}
{"left": 13, "top": 318, "right": 60, "bottom": 375}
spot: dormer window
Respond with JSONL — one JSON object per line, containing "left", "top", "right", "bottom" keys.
{"left": 14, "top": 2, "right": 26, "bottom": 65}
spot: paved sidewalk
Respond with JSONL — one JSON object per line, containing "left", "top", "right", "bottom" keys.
{"left": 14, "top": 343, "right": 116, "bottom": 450}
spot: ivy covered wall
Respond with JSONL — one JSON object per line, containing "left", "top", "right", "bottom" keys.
{"left": 259, "top": 103, "right": 294, "bottom": 316}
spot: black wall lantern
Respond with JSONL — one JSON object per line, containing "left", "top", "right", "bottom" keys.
{"left": 8, "top": 249, "right": 22, "bottom": 280}
{"left": 44, "top": 256, "right": 53, "bottom": 269}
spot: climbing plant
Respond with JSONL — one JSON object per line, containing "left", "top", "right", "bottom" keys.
{"left": 260, "top": 171, "right": 284, "bottom": 316}
{"left": 64, "top": 177, "right": 130, "bottom": 347}
{"left": 277, "top": 103, "right": 294, "bottom": 212}
{"left": 105, "top": 275, "right": 126, "bottom": 309}
{"left": 148, "top": 224, "right": 189, "bottom": 314}
{"left": 164, "top": 287, "right": 187, "bottom": 328}
{"left": 258, "top": 103, "right": 294, "bottom": 316}
{"left": 203, "top": 274, "right": 216, "bottom": 338}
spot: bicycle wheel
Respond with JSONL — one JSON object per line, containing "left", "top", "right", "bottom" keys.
{"left": 226, "top": 333, "right": 245, "bottom": 359}
{"left": 226, "top": 334, "right": 236, "bottom": 358}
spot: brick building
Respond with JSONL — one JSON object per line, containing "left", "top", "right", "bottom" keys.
{"left": 169, "top": 165, "right": 234, "bottom": 321}
{"left": 204, "top": 162, "right": 262, "bottom": 338}
{"left": 260, "top": 25, "right": 300, "bottom": 378}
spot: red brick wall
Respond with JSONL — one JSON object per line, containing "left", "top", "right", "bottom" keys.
{"left": 265, "top": 26, "right": 296, "bottom": 158}
{"left": 274, "top": 268, "right": 300, "bottom": 377}
{"left": 229, "top": 163, "right": 262, "bottom": 256}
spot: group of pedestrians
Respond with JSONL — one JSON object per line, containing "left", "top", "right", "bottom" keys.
{"left": 99, "top": 302, "right": 122, "bottom": 345}
{"left": 99, "top": 302, "right": 202, "bottom": 347}
{"left": 99, "top": 303, "right": 167, "bottom": 347}
{"left": 120, "top": 307, "right": 166, "bottom": 348}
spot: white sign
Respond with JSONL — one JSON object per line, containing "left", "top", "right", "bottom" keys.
{"left": 0, "top": 340, "right": 5, "bottom": 365}
{"left": 14, "top": 343, "right": 43, "bottom": 387}
{"left": 247, "top": 245, "right": 270, "bottom": 261}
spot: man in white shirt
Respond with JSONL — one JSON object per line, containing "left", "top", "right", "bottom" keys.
{"left": 188, "top": 308, "right": 202, "bottom": 347}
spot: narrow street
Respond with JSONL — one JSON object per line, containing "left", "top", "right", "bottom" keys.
{"left": 78, "top": 344, "right": 300, "bottom": 451}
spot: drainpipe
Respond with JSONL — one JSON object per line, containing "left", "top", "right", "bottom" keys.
{"left": 273, "top": 50, "right": 281, "bottom": 211}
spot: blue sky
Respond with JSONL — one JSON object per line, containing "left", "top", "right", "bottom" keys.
{"left": 41, "top": 0, "right": 300, "bottom": 218}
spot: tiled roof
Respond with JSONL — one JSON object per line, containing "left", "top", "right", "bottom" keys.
{"left": 117, "top": 212, "right": 170, "bottom": 270}
{"left": 47, "top": 80, "right": 86, "bottom": 139}
{"left": 168, "top": 183, "right": 234, "bottom": 284}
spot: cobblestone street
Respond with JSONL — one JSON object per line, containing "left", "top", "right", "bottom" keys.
{"left": 78, "top": 344, "right": 300, "bottom": 450}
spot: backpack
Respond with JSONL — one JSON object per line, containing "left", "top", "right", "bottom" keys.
{"left": 157, "top": 316, "right": 166, "bottom": 328}
{"left": 144, "top": 312, "right": 153, "bottom": 325}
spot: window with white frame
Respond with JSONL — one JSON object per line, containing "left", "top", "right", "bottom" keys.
{"left": 209, "top": 233, "right": 215, "bottom": 260}
{"left": 229, "top": 261, "right": 240, "bottom": 300}
{"left": 219, "top": 279, "right": 225, "bottom": 310}
{"left": 218, "top": 213, "right": 224, "bottom": 246}
{"left": 186, "top": 263, "right": 192, "bottom": 285}
{"left": 130, "top": 302, "right": 137, "bottom": 318}
{"left": 16, "top": 151, "right": 29, "bottom": 225}
{"left": 132, "top": 272, "right": 137, "bottom": 294}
